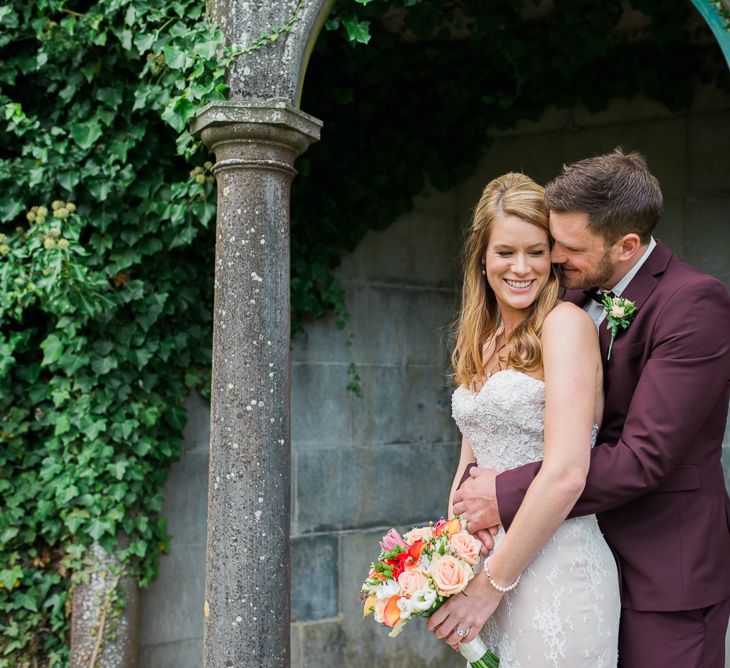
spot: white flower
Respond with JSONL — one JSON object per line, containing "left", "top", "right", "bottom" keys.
{"left": 374, "top": 579, "right": 400, "bottom": 600}
{"left": 410, "top": 586, "right": 437, "bottom": 612}
{"left": 610, "top": 304, "right": 626, "bottom": 318}
{"left": 396, "top": 596, "right": 413, "bottom": 620}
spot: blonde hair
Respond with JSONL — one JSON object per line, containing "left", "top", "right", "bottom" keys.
{"left": 452, "top": 172, "right": 560, "bottom": 388}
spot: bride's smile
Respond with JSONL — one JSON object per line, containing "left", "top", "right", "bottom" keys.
{"left": 483, "top": 213, "right": 551, "bottom": 319}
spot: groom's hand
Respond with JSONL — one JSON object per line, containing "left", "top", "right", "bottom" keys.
{"left": 453, "top": 466, "right": 501, "bottom": 535}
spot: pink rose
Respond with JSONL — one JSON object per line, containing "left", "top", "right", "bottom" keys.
{"left": 429, "top": 554, "right": 473, "bottom": 596}
{"left": 379, "top": 528, "right": 407, "bottom": 552}
{"left": 449, "top": 531, "right": 481, "bottom": 565}
{"left": 403, "top": 526, "right": 434, "bottom": 544}
{"left": 397, "top": 569, "right": 429, "bottom": 597}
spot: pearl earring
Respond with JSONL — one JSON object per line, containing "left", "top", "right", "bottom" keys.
{"left": 481, "top": 268, "right": 486, "bottom": 275}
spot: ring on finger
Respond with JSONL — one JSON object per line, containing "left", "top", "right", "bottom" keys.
{"left": 456, "top": 627, "right": 470, "bottom": 638}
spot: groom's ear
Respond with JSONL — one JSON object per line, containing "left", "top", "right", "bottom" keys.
{"left": 614, "top": 233, "right": 642, "bottom": 261}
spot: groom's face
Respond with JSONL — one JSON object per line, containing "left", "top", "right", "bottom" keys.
{"left": 549, "top": 211, "right": 617, "bottom": 290}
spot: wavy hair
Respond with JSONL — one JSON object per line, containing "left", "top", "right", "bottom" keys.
{"left": 452, "top": 172, "right": 561, "bottom": 388}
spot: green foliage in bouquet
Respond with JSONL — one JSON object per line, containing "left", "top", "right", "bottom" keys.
{"left": 0, "top": 0, "right": 727, "bottom": 664}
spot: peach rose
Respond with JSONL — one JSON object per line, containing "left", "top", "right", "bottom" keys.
{"left": 429, "top": 554, "right": 473, "bottom": 596}
{"left": 397, "top": 569, "right": 429, "bottom": 597}
{"left": 449, "top": 531, "right": 481, "bottom": 565}
{"left": 403, "top": 526, "right": 434, "bottom": 544}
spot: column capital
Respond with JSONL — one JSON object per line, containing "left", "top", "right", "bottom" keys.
{"left": 191, "top": 99, "right": 322, "bottom": 174}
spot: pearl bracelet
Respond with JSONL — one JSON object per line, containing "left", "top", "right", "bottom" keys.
{"left": 484, "top": 555, "right": 521, "bottom": 593}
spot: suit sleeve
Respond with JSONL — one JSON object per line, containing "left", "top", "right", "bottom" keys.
{"left": 496, "top": 276, "right": 730, "bottom": 528}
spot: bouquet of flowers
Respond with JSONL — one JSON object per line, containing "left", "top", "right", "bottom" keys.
{"left": 361, "top": 517, "right": 499, "bottom": 667}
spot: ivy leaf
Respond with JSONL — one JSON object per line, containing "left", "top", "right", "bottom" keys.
{"left": 343, "top": 18, "right": 371, "bottom": 44}
{"left": 57, "top": 484, "right": 79, "bottom": 505}
{"left": 40, "top": 335, "right": 63, "bottom": 366}
{"left": 88, "top": 518, "right": 114, "bottom": 541}
{"left": 70, "top": 120, "right": 102, "bottom": 150}
{"left": 161, "top": 96, "right": 195, "bottom": 133}
{"left": 162, "top": 45, "right": 187, "bottom": 69}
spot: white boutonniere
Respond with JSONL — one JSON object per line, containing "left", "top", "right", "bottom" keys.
{"left": 602, "top": 295, "right": 637, "bottom": 360}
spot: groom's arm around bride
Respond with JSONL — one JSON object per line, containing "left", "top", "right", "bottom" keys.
{"left": 455, "top": 149, "right": 730, "bottom": 667}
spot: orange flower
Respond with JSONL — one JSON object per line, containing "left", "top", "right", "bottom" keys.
{"left": 363, "top": 593, "right": 376, "bottom": 617}
{"left": 383, "top": 596, "right": 401, "bottom": 627}
{"left": 434, "top": 517, "right": 461, "bottom": 538}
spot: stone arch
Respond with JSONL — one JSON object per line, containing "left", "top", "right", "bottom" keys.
{"left": 190, "top": 1, "right": 730, "bottom": 666}
{"left": 691, "top": 0, "right": 730, "bottom": 68}
{"left": 207, "top": 0, "right": 335, "bottom": 105}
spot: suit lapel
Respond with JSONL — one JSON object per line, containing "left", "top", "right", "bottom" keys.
{"left": 598, "top": 240, "right": 673, "bottom": 356}
{"left": 564, "top": 288, "right": 590, "bottom": 308}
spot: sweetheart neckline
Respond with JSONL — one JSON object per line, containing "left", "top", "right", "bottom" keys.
{"left": 460, "top": 368, "right": 544, "bottom": 399}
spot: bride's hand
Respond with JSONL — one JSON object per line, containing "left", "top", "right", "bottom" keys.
{"left": 426, "top": 571, "right": 503, "bottom": 650}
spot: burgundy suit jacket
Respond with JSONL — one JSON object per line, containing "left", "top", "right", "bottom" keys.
{"left": 496, "top": 240, "right": 730, "bottom": 612}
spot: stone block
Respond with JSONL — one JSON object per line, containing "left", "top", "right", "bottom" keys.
{"left": 291, "top": 314, "right": 351, "bottom": 365}
{"left": 655, "top": 197, "right": 686, "bottom": 259}
{"left": 182, "top": 391, "right": 210, "bottom": 454}
{"left": 458, "top": 133, "right": 565, "bottom": 216}
{"left": 291, "top": 623, "right": 302, "bottom": 667}
{"left": 685, "top": 196, "right": 730, "bottom": 280}
{"left": 335, "top": 209, "right": 461, "bottom": 289}
{"left": 561, "top": 116, "right": 687, "bottom": 197}
{"left": 341, "top": 444, "right": 458, "bottom": 528}
{"left": 291, "top": 534, "right": 339, "bottom": 622}
{"left": 299, "top": 617, "right": 453, "bottom": 668}
{"left": 688, "top": 111, "right": 730, "bottom": 194}
{"left": 690, "top": 81, "right": 730, "bottom": 114}
{"left": 292, "top": 363, "right": 351, "bottom": 449}
{"left": 493, "top": 105, "right": 573, "bottom": 137}
{"left": 570, "top": 94, "right": 672, "bottom": 129}
{"left": 295, "top": 448, "right": 343, "bottom": 533}
{"left": 162, "top": 449, "right": 208, "bottom": 547}
{"left": 295, "top": 444, "right": 458, "bottom": 533}
{"left": 297, "top": 619, "right": 346, "bottom": 666}
{"left": 346, "top": 284, "right": 456, "bottom": 367}
{"left": 139, "top": 637, "right": 203, "bottom": 668}
{"left": 350, "top": 365, "right": 458, "bottom": 446}
{"left": 139, "top": 545, "right": 205, "bottom": 647}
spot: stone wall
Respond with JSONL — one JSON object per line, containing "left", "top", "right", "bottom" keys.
{"left": 139, "top": 83, "right": 730, "bottom": 666}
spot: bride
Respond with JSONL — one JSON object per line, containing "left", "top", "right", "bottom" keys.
{"left": 427, "top": 173, "right": 620, "bottom": 666}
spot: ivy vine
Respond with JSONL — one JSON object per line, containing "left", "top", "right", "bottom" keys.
{"left": 0, "top": 0, "right": 727, "bottom": 665}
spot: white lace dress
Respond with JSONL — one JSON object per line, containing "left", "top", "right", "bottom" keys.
{"left": 452, "top": 369, "right": 620, "bottom": 668}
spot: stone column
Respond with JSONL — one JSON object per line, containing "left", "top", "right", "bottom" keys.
{"left": 70, "top": 543, "right": 138, "bottom": 668}
{"left": 190, "top": 99, "right": 321, "bottom": 667}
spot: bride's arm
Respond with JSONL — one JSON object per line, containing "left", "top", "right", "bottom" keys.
{"left": 484, "top": 302, "right": 600, "bottom": 587}
{"left": 448, "top": 436, "right": 476, "bottom": 518}
{"left": 428, "top": 302, "right": 601, "bottom": 647}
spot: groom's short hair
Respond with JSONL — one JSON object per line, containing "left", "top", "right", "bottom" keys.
{"left": 544, "top": 148, "right": 663, "bottom": 245}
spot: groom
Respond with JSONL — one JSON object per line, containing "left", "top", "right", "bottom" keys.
{"left": 453, "top": 149, "right": 730, "bottom": 666}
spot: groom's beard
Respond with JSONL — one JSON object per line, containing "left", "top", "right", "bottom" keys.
{"left": 559, "top": 252, "right": 615, "bottom": 290}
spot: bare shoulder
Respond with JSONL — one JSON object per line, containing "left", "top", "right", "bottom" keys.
{"left": 543, "top": 301, "right": 595, "bottom": 335}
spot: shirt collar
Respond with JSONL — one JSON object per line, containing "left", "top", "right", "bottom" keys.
{"left": 608, "top": 236, "right": 657, "bottom": 297}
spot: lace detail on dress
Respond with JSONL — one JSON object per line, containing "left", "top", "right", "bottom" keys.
{"left": 452, "top": 369, "right": 619, "bottom": 668}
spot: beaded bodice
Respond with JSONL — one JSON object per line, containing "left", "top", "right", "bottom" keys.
{"left": 452, "top": 369, "right": 598, "bottom": 472}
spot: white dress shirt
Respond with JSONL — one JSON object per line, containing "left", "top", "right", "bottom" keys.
{"left": 585, "top": 237, "right": 657, "bottom": 327}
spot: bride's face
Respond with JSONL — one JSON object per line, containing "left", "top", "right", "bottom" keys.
{"left": 483, "top": 213, "right": 551, "bottom": 318}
